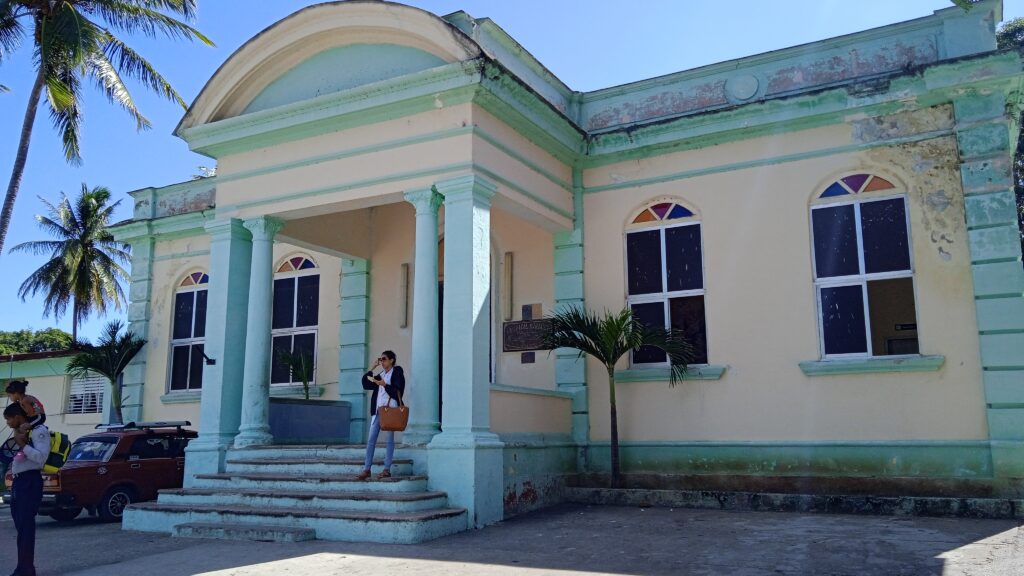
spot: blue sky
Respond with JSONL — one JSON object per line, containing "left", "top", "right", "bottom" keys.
{"left": 0, "top": 0, "right": 1020, "bottom": 342}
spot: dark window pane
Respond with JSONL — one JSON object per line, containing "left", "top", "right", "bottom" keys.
{"left": 861, "top": 198, "right": 911, "bottom": 274}
{"left": 631, "top": 302, "right": 667, "bottom": 364}
{"left": 129, "top": 437, "right": 170, "bottom": 459}
{"left": 296, "top": 275, "right": 320, "bottom": 327}
{"left": 626, "top": 230, "right": 663, "bottom": 295}
{"left": 292, "top": 332, "right": 317, "bottom": 383}
{"left": 670, "top": 296, "right": 708, "bottom": 364}
{"left": 189, "top": 344, "right": 205, "bottom": 390}
{"left": 271, "top": 335, "right": 292, "bottom": 384}
{"left": 812, "top": 205, "right": 859, "bottom": 278}
{"left": 172, "top": 292, "right": 195, "bottom": 340}
{"left": 272, "top": 278, "right": 295, "bottom": 330}
{"left": 820, "top": 285, "right": 868, "bottom": 355}
{"left": 193, "top": 290, "right": 208, "bottom": 339}
{"left": 170, "top": 345, "right": 191, "bottom": 391}
{"left": 867, "top": 277, "right": 919, "bottom": 356}
{"left": 665, "top": 225, "right": 703, "bottom": 291}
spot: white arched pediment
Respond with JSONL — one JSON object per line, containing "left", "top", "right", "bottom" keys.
{"left": 177, "top": 1, "right": 482, "bottom": 132}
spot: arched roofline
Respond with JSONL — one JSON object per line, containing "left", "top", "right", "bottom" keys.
{"left": 176, "top": 1, "right": 482, "bottom": 134}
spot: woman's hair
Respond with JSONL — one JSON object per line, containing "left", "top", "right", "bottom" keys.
{"left": 382, "top": 350, "right": 396, "bottom": 362}
{"left": 5, "top": 379, "right": 27, "bottom": 395}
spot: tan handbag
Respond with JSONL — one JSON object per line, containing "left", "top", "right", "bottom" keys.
{"left": 378, "top": 387, "right": 409, "bottom": 432}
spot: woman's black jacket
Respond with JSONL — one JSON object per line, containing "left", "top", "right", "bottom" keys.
{"left": 362, "top": 366, "right": 406, "bottom": 416}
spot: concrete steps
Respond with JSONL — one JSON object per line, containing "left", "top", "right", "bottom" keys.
{"left": 173, "top": 522, "right": 317, "bottom": 542}
{"left": 225, "top": 457, "right": 414, "bottom": 476}
{"left": 159, "top": 487, "right": 450, "bottom": 513}
{"left": 122, "top": 445, "right": 467, "bottom": 543}
{"left": 128, "top": 502, "right": 467, "bottom": 544}
{"left": 191, "top": 472, "right": 429, "bottom": 492}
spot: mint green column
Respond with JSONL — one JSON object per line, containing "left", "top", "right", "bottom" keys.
{"left": 954, "top": 92, "right": 1024, "bottom": 477}
{"left": 427, "top": 174, "right": 504, "bottom": 528}
{"left": 403, "top": 187, "right": 443, "bottom": 446}
{"left": 555, "top": 167, "right": 589, "bottom": 455}
{"left": 184, "top": 219, "right": 252, "bottom": 483}
{"left": 234, "top": 216, "right": 284, "bottom": 448}
{"left": 339, "top": 257, "right": 371, "bottom": 443}
{"left": 109, "top": 221, "right": 155, "bottom": 424}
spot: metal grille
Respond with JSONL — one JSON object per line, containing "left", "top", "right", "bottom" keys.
{"left": 67, "top": 374, "right": 105, "bottom": 414}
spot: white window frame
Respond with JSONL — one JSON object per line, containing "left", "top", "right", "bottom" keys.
{"left": 67, "top": 373, "right": 106, "bottom": 414}
{"left": 271, "top": 260, "right": 320, "bottom": 386}
{"left": 624, "top": 219, "right": 708, "bottom": 368}
{"left": 168, "top": 276, "right": 208, "bottom": 392}
{"left": 810, "top": 193, "right": 918, "bottom": 359}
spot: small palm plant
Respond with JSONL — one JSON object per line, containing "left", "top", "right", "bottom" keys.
{"left": 545, "top": 306, "right": 693, "bottom": 488}
{"left": 67, "top": 320, "right": 146, "bottom": 425}
{"left": 277, "top": 349, "right": 315, "bottom": 400}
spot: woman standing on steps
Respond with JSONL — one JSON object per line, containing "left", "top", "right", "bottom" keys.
{"left": 357, "top": 350, "right": 406, "bottom": 480}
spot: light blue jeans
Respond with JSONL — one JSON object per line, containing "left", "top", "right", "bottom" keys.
{"left": 363, "top": 415, "right": 394, "bottom": 471}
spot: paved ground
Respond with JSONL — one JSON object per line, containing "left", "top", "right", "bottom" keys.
{"left": 1, "top": 504, "right": 1023, "bottom": 575}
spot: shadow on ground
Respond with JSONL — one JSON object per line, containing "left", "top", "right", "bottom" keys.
{"left": 1, "top": 504, "right": 1020, "bottom": 575}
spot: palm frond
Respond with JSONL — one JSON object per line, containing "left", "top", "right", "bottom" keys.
{"left": 545, "top": 305, "right": 694, "bottom": 384}
{"left": 8, "top": 239, "right": 67, "bottom": 256}
{"left": 92, "top": 1, "right": 211, "bottom": 45}
{"left": 102, "top": 34, "right": 185, "bottom": 108}
{"left": 66, "top": 320, "right": 146, "bottom": 382}
{"left": 85, "top": 49, "right": 148, "bottom": 130}
{"left": 0, "top": 1, "right": 24, "bottom": 62}
{"left": 46, "top": 66, "right": 84, "bottom": 163}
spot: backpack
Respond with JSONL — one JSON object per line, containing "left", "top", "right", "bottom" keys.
{"left": 41, "top": 430, "right": 70, "bottom": 474}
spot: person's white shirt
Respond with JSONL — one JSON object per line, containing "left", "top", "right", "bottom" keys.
{"left": 11, "top": 424, "right": 48, "bottom": 474}
{"left": 375, "top": 368, "right": 397, "bottom": 411}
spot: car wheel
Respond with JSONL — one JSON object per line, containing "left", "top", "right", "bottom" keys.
{"left": 49, "top": 507, "right": 82, "bottom": 522}
{"left": 98, "top": 487, "right": 134, "bottom": 522}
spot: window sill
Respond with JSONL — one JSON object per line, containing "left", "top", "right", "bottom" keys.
{"left": 615, "top": 365, "right": 727, "bottom": 382}
{"left": 270, "top": 384, "right": 325, "bottom": 399}
{"left": 799, "top": 355, "right": 945, "bottom": 376}
{"left": 160, "top": 391, "right": 201, "bottom": 404}
{"left": 490, "top": 383, "right": 575, "bottom": 399}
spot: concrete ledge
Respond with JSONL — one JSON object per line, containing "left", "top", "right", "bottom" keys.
{"left": 161, "top": 391, "right": 201, "bottom": 404}
{"left": 799, "top": 355, "right": 945, "bottom": 376}
{"left": 615, "top": 365, "right": 727, "bottom": 382}
{"left": 564, "top": 487, "right": 1024, "bottom": 519}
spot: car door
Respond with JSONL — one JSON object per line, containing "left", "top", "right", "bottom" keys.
{"left": 169, "top": 435, "right": 192, "bottom": 486}
{"left": 126, "top": 436, "right": 174, "bottom": 501}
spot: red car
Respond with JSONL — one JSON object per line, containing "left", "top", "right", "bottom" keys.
{"left": 2, "top": 421, "right": 196, "bottom": 522}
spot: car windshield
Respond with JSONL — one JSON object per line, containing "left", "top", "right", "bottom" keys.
{"left": 67, "top": 437, "right": 118, "bottom": 462}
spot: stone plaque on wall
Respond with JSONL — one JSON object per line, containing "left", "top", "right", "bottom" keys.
{"left": 502, "top": 319, "right": 553, "bottom": 352}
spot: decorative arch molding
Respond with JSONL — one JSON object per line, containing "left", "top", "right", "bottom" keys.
{"left": 275, "top": 253, "right": 319, "bottom": 274}
{"left": 178, "top": 2, "right": 482, "bottom": 131}
{"left": 626, "top": 197, "right": 699, "bottom": 228}
{"left": 177, "top": 270, "right": 209, "bottom": 289}
{"left": 811, "top": 169, "right": 908, "bottom": 204}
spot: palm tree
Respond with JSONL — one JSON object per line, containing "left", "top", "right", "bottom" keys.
{"left": 545, "top": 306, "right": 693, "bottom": 488}
{"left": 276, "top": 348, "right": 315, "bottom": 401}
{"left": 67, "top": 320, "right": 146, "bottom": 425}
{"left": 11, "top": 184, "right": 131, "bottom": 341}
{"left": 0, "top": 0, "right": 213, "bottom": 256}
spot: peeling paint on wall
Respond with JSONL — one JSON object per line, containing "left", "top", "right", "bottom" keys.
{"left": 865, "top": 135, "right": 964, "bottom": 263}
{"left": 851, "top": 105, "right": 954, "bottom": 144}
{"left": 587, "top": 81, "right": 728, "bottom": 131}
{"left": 155, "top": 186, "right": 215, "bottom": 218}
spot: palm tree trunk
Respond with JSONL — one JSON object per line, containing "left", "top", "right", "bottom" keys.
{"left": 71, "top": 297, "right": 79, "bottom": 343}
{"left": 109, "top": 375, "right": 123, "bottom": 425}
{"left": 0, "top": 68, "right": 46, "bottom": 257}
{"left": 608, "top": 369, "right": 621, "bottom": 488}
